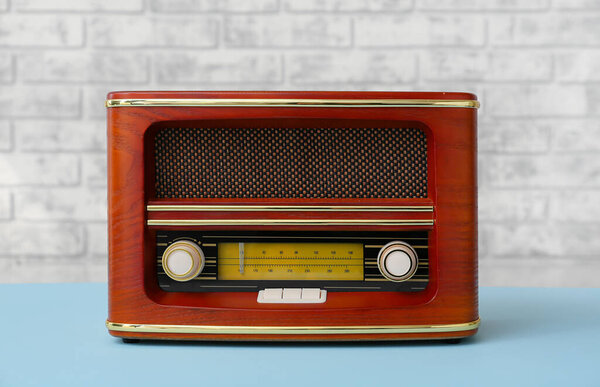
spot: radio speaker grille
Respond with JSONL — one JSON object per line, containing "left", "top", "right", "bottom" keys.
{"left": 154, "top": 127, "right": 427, "bottom": 199}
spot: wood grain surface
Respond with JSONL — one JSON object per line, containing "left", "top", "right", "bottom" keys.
{"left": 107, "top": 91, "right": 478, "bottom": 340}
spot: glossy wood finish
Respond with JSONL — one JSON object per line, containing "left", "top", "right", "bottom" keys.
{"left": 107, "top": 91, "right": 478, "bottom": 341}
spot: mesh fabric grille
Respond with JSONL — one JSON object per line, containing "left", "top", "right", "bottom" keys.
{"left": 154, "top": 127, "right": 427, "bottom": 199}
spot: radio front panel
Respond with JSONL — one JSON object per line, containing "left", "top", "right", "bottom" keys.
{"left": 155, "top": 231, "right": 430, "bottom": 293}
{"left": 107, "top": 91, "right": 479, "bottom": 341}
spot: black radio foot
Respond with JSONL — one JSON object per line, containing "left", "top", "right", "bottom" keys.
{"left": 445, "top": 338, "right": 462, "bottom": 344}
{"left": 122, "top": 338, "right": 141, "bottom": 344}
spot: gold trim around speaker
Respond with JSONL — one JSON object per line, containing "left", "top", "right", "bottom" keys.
{"left": 147, "top": 205, "right": 434, "bottom": 212}
{"left": 147, "top": 219, "right": 434, "bottom": 226}
{"left": 106, "top": 318, "right": 480, "bottom": 335}
{"left": 106, "top": 98, "right": 480, "bottom": 109}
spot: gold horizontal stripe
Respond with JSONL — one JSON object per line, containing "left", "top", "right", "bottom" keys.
{"left": 365, "top": 244, "right": 429, "bottom": 249}
{"left": 203, "top": 235, "right": 429, "bottom": 240}
{"left": 365, "top": 263, "right": 379, "bottom": 266}
{"left": 364, "top": 278, "right": 428, "bottom": 282}
{"left": 147, "top": 205, "right": 433, "bottom": 212}
{"left": 106, "top": 98, "right": 479, "bottom": 109}
{"left": 199, "top": 285, "right": 258, "bottom": 288}
{"left": 147, "top": 219, "right": 434, "bottom": 226}
{"left": 106, "top": 318, "right": 480, "bottom": 335}
{"left": 323, "top": 286, "right": 381, "bottom": 289}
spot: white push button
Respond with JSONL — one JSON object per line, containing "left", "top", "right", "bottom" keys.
{"left": 262, "top": 288, "right": 283, "bottom": 300}
{"left": 257, "top": 288, "right": 327, "bottom": 303}
{"left": 301, "top": 288, "right": 321, "bottom": 300}
{"left": 283, "top": 288, "right": 302, "bottom": 300}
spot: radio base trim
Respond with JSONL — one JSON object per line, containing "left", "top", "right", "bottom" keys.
{"left": 106, "top": 318, "right": 480, "bottom": 336}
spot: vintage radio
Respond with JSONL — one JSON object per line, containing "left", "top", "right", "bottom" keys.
{"left": 105, "top": 91, "right": 480, "bottom": 342}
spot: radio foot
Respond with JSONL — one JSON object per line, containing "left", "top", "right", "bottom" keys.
{"left": 122, "top": 338, "right": 140, "bottom": 344}
{"left": 445, "top": 338, "right": 462, "bottom": 344}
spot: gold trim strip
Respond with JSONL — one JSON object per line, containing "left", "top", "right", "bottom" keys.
{"left": 147, "top": 219, "right": 434, "bottom": 226}
{"left": 106, "top": 98, "right": 479, "bottom": 109}
{"left": 147, "top": 205, "right": 434, "bottom": 212}
{"left": 106, "top": 318, "right": 480, "bottom": 335}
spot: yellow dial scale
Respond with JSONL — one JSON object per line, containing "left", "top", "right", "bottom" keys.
{"left": 218, "top": 242, "right": 364, "bottom": 281}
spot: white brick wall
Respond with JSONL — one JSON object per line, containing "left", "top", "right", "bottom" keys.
{"left": 0, "top": 0, "right": 598, "bottom": 286}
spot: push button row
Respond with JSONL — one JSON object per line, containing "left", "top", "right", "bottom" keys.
{"left": 257, "top": 288, "right": 327, "bottom": 304}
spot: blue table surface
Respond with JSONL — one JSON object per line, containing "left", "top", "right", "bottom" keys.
{"left": 0, "top": 284, "right": 598, "bottom": 387}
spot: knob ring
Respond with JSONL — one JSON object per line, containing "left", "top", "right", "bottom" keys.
{"left": 377, "top": 241, "right": 419, "bottom": 282}
{"left": 162, "top": 240, "right": 205, "bottom": 282}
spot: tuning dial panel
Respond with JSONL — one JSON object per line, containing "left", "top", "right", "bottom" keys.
{"left": 377, "top": 241, "right": 419, "bottom": 282}
{"left": 161, "top": 240, "right": 205, "bottom": 282}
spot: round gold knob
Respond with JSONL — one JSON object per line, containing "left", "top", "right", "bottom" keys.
{"left": 377, "top": 241, "right": 418, "bottom": 282}
{"left": 161, "top": 240, "right": 204, "bottom": 282}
